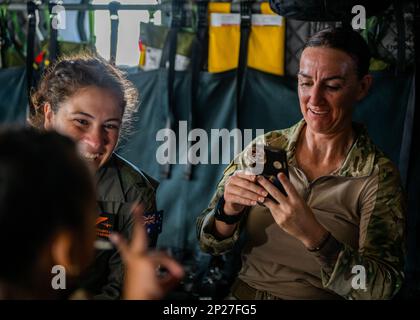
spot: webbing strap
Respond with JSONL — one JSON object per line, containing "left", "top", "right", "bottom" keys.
{"left": 26, "top": 0, "right": 37, "bottom": 109}
{"left": 236, "top": 1, "right": 251, "bottom": 121}
{"left": 160, "top": 0, "right": 182, "bottom": 179}
{"left": 185, "top": 0, "right": 208, "bottom": 180}
{"left": 109, "top": 1, "right": 119, "bottom": 65}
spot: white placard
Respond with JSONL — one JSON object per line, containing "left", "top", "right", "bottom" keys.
{"left": 252, "top": 14, "right": 283, "bottom": 26}
{"left": 143, "top": 47, "right": 163, "bottom": 71}
{"left": 143, "top": 47, "right": 190, "bottom": 71}
{"left": 210, "top": 13, "right": 241, "bottom": 27}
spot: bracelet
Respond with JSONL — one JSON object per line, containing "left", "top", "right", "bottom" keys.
{"left": 307, "top": 231, "right": 331, "bottom": 252}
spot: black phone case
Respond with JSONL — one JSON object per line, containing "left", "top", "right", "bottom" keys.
{"left": 261, "top": 147, "right": 289, "bottom": 198}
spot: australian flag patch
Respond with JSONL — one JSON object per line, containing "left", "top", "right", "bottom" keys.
{"left": 143, "top": 210, "right": 163, "bottom": 235}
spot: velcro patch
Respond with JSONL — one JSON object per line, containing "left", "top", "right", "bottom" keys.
{"left": 95, "top": 212, "right": 115, "bottom": 240}
{"left": 143, "top": 210, "right": 163, "bottom": 235}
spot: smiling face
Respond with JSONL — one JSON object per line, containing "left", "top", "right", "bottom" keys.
{"left": 298, "top": 47, "right": 372, "bottom": 136}
{"left": 44, "top": 86, "right": 123, "bottom": 170}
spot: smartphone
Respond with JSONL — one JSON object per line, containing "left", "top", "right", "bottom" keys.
{"left": 259, "top": 146, "right": 289, "bottom": 199}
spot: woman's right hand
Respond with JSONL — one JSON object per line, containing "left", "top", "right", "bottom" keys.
{"left": 223, "top": 171, "right": 268, "bottom": 215}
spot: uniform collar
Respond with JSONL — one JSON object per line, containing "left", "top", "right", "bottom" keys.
{"left": 284, "top": 119, "right": 376, "bottom": 178}
{"left": 336, "top": 123, "right": 376, "bottom": 178}
{"left": 95, "top": 153, "right": 126, "bottom": 202}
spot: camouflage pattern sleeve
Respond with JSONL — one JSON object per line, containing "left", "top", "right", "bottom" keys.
{"left": 314, "top": 158, "right": 406, "bottom": 300}
{"left": 196, "top": 160, "right": 246, "bottom": 256}
{"left": 197, "top": 130, "right": 286, "bottom": 256}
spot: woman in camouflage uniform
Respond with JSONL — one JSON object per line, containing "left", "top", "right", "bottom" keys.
{"left": 197, "top": 27, "right": 406, "bottom": 300}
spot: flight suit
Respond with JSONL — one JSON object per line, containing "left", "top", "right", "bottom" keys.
{"left": 81, "top": 153, "right": 162, "bottom": 300}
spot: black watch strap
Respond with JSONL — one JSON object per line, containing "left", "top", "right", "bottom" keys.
{"left": 214, "top": 196, "right": 242, "bottom": 225}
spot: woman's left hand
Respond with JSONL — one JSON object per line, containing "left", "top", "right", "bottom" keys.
{"left": 257, "top": 173, "right": 328, "bottom": 249}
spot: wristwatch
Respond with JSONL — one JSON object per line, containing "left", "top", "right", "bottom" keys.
{"left": 214, "top": 195, "right": 242, "bottom": 225}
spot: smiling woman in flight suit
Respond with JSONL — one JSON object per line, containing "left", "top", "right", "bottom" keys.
{"left": 28, "top": 54, "right": 162, "bottom": 299}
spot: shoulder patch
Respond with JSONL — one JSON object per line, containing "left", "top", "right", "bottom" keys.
{"left": 96, "top": 212, "right": 115, "bottom": 239}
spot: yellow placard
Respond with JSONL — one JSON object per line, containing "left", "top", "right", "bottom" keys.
{"left": 208, "top": 12, "right": 240, "bottom": 73}
{"left": 248, "top": 14, "right": 285, "bottom": 75}
{"left": 208, "top": 2, "right": 231, "bottom": 14}
{"left": 208, "top": 3, "right": 285, "bottom": 75}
